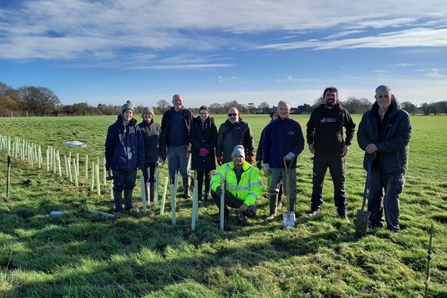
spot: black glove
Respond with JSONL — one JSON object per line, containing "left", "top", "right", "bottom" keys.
{"left": 256, "top": 160, "right": 262, "bottom": 170}
{"left": 215, "top": 186, "right": 222, "bottom": 197}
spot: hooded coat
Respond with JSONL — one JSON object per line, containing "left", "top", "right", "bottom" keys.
{"left": 105, "top": 115, "right": 145, "bottom": 171}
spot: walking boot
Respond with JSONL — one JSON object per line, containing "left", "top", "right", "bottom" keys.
{"left": 124, "top": 189, "right": 134, "bottom": 212}
{"left": 182, "top": 177, "right": 191, "bottom": 199}
{"left": 113, "top": 190, "right": 124, "bottom": 213}
{"left": 266, "top": 194, "right": 278, "bottom": 220}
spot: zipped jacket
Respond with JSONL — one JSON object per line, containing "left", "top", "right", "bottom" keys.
{"left": 262, "top": 116, "right": 305, "bottom": 168}
{"left": 216, "top": 118, "right": 255, "bottom": 163}
{"left": 306, "top": 103, "right": 356, "bottom": 153}
{"left": 138, "top": 120, "right": 161, "bottom": 164}
{"left": 210, "top": 161, "right": 262, "bottom": 206}
{"left": 105, "top": 115, "right": 145, "bottom": 171}
{"left": 357, "top": 100, "right": 412, "bottom": 175}
{"left": 190, "top": 116, "right": 217, "bottom": 171}
{"left": 160, "top": 107, "right": 194, "bottom": 158}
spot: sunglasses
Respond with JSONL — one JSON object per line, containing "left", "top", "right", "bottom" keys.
{"left": 227, "top": 113, "right": 238, "bottom": 117}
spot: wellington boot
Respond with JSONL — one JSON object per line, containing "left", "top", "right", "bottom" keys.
{"left": 124, "top": 189, "right": 134, "bottom": 211}
{"left": 182, "top": 177, "right": 191, "bottom": 199}
{"left": 113, "top": 190, "right": 124, "bottom": 212}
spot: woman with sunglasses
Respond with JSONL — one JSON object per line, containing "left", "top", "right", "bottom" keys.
{"left": 190, "top": 105, "right": 218, "bottom": 201}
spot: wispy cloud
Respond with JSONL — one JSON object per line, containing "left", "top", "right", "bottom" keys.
{"left": 258, "top": 28, "right": 447, "bottom": 50}
{"left": 1, "top": 0, "right": 447, "bottom": 67}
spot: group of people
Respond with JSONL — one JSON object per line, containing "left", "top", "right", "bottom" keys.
{"left": 105, "top": 85, "right": 411, "bottom": 233}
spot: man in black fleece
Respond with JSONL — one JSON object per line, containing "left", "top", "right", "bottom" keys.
{"left": 306, "top": 87, "right": 356, "bottom": 222}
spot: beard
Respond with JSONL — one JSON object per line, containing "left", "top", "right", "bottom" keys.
{"left": 326, "top": 100, "right": 335, "bottom": 107}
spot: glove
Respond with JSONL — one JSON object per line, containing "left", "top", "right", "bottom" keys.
{"left": 284, "top": 152, "right": 296, "bottom": 161}
{"left": 217, "top": 156, "right": 223, "bottom": 166}
{"left": 160, "top": 158, "right": 166, "bottom": 165}
{"left": 105, "top": 163, "right": 111, "bottom": 171}
{"left": 263, "top": 163, "right": 270, "bottom": 175}
{"left": 215, "top": 186, "right": 222, "bottom": 196}
{"left": 246, "top": 155, "right": 254, "bottom": 164}
{"left": 199, "top": 148, "right": 209, "bottom": 157}
{"left": 256, "top": 160, "right": 262, "bottom": 170}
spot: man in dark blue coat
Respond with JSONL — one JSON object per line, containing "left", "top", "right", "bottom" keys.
{"left": 263, "top": 101, "right": 305, "bottom": 220}
{"left": 160, "top": 94, "right": 194, "bottom": 198}
{"left": 357, "top": 85, "right": 411, "bottom": 233}
{"left": 105, "top": 101, "right": 145, "bottom": 213}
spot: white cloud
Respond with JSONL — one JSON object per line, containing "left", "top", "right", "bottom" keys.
{"left": 1, "top": 0, "right": 447, "bottom": 63}
{"left": 258, "top": 28, "right": 447, "bottom": 50}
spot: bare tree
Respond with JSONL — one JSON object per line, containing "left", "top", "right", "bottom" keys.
{"left": 401, "top": 101, "right": 417, "bottom": 115}
{"left": 258, "top": 102, "right": 270, "bottom": 114}
{"left": 421, "top": 103, "right": 430, "bottom": 116}
{"left": 157, "top": 99, "right": 170, "bottom": 114}
{"left": 18, "top": 86, "right": 60, "bottom": 116}
{"left": 209, "top": 103, "right": 224, "bottom": 114}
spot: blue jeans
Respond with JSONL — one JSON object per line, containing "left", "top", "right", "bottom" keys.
{"left": 167, "top": 145, "right": 190, "bottom": 179}
{"left": 368, "top": 164, "right": 405, "bottom": 232}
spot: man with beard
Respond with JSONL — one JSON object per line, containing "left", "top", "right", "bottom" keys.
{"left": 216, "top": 107, "right": 255, "bottom": 165}
{"left": 306, "top": 87, "right": 356, "bottom": 222}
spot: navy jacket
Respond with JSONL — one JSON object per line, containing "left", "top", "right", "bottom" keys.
{"left": 105, "top": 115, "right": 145, "bottom": 171}
{"left": 262, "top": 116, "right": 305, "bottom": 168}
{"left": 160, "top": 107, "right": 194, "bottom": 158}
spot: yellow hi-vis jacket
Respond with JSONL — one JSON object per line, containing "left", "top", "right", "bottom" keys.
{"left": 210, "top": 161, "right": 263, "bottom": 206}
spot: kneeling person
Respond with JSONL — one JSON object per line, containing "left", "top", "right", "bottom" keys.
{"left": 210, "top": 145, "right": 262, "bottom": 221}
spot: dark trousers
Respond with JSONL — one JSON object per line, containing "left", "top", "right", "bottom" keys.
{"left": 211, "top": 189, "right": 256, "bottom": 218}
{"left": 142, "top": 162, "right": 157, "bottom": 183}
{"left": 368, "top": 164, "right": 404, "bottom": 232}
{"left": 112, "top": 169, "right": 137, "bottom": 191}
{"left": 196, "top": 169, "right": 211, "bottom": 197}
{"left": 112, "top": 169, "right": 137, "bottom": 211}
{"left": 311, "top": 152, "right": 347, "bottom": 215}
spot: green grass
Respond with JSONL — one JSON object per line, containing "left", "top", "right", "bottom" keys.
{"left": 0, "top": 114, "right": 446, "bottom": 297}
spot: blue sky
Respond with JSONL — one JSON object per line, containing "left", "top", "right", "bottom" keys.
{"left": 1, "top": 0, "right": 446, "bottom": 109}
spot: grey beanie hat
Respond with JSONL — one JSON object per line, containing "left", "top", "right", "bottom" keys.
{"left": 142, "top": 106, "right": 154, "bottom": 117}
{"left": 231, "top": 145, "right": 245, "bottom": 159}
{"left": 121, "top": 100, "right": 134, "bottom": 114}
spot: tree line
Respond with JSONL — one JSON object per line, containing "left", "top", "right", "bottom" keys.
{"left": 1, "top": 81, "right": 445, "bottom": 117}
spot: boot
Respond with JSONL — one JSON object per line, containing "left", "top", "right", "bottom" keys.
{"left": 124, "top": 189, "right": 134, "bottom": 211}
{"left": 113, "top": 190, "right": 124, "bottom": 213}
{"left": 149, "top": 182, "right": 155, "bottom": 203}
{"left": 182, "top": 177, "right": 191, "bottom": 198}
{"left": 266, "top": 194, "right": 278, "bottom": 220}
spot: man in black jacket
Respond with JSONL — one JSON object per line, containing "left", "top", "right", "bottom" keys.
{"left": 357, "top": 85, "right": 411, "bottom": 233}
{"left": 216, "top": 107, "right": 255, "bottom": 165}
{"left": 160, "top": 94, "right": 194, "bottom": 198}
{"left": 306, "top": 87, "right": 356, "bottom": 222}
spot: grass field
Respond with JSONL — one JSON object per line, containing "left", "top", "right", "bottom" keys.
{"left": 0, "top": 114, "right": 446, "bottom": 297}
